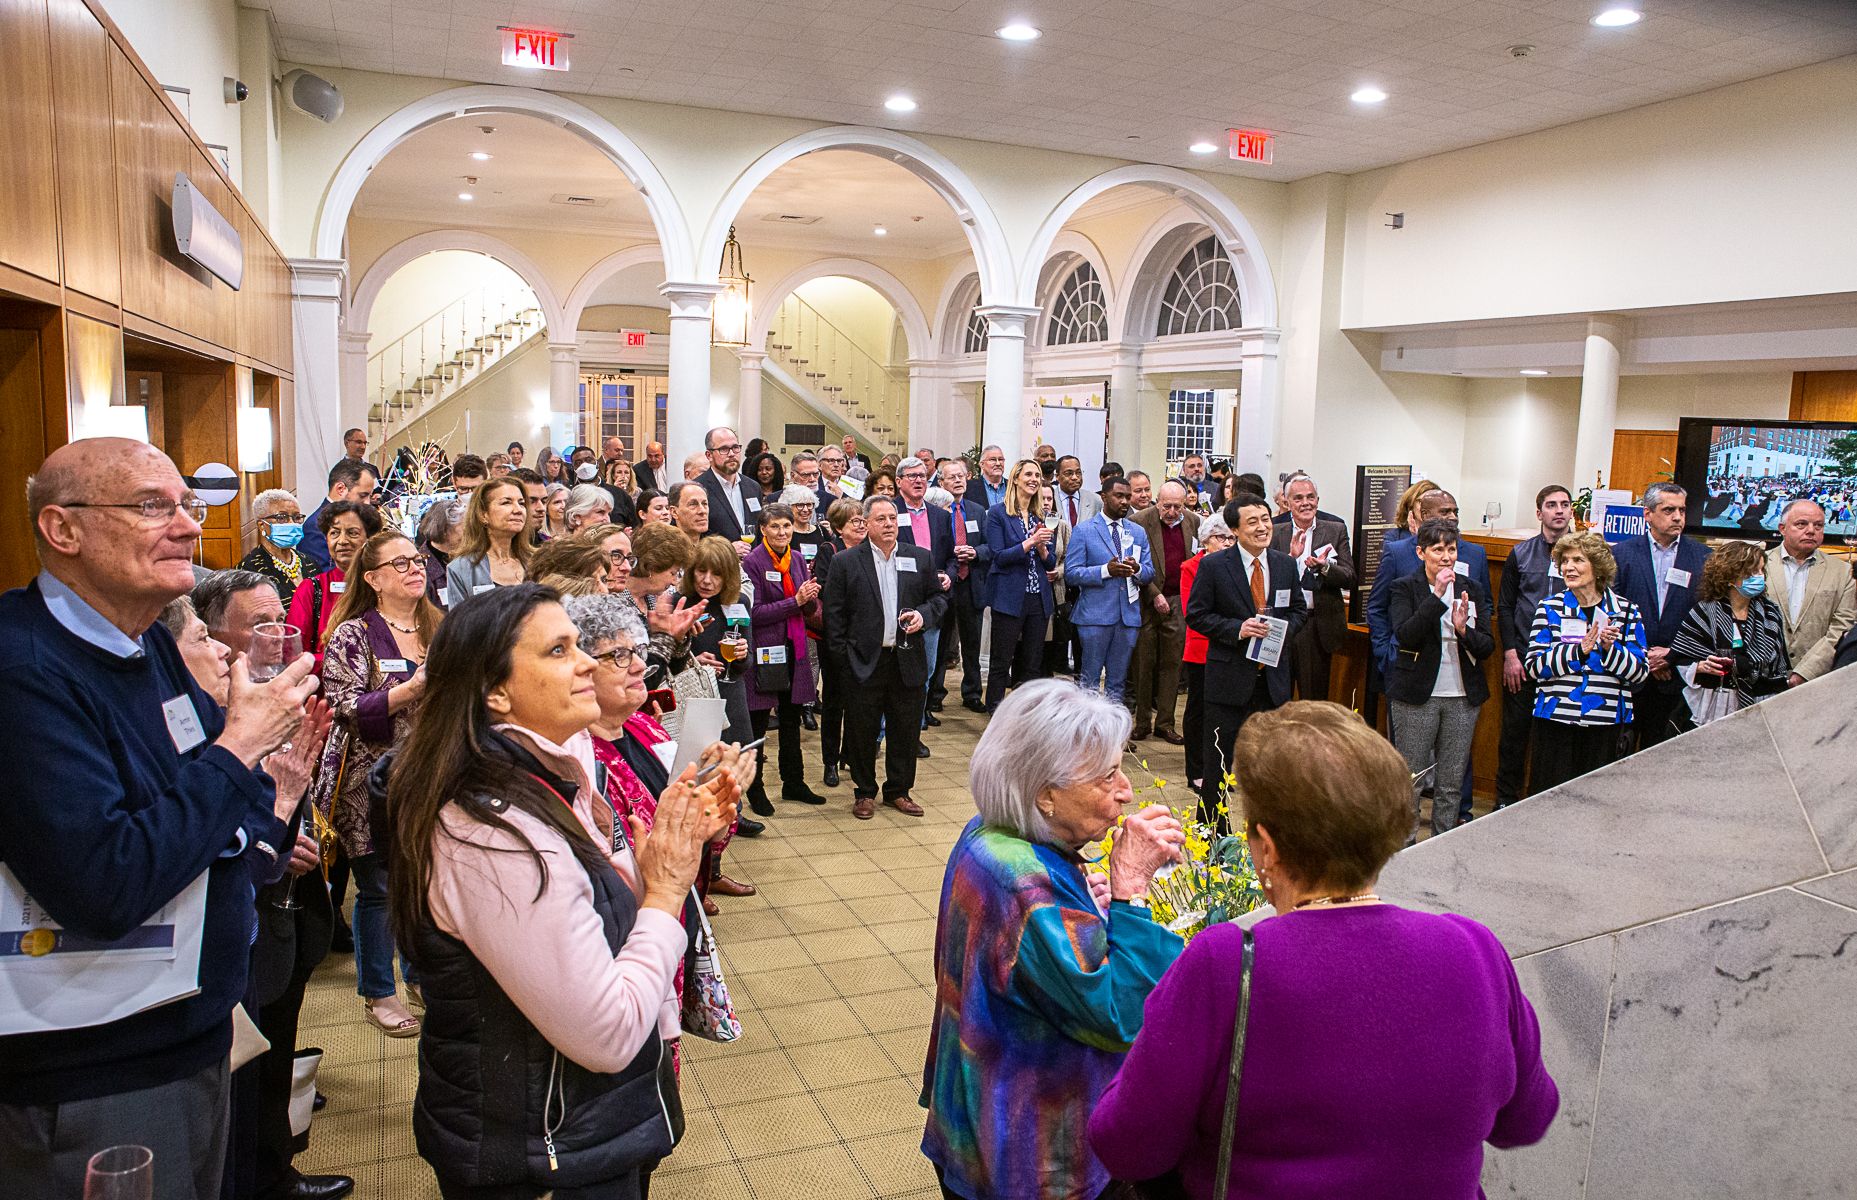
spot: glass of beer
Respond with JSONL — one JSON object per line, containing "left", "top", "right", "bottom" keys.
{"left": 720, "top": 624, "right": 748, "bottom": 680}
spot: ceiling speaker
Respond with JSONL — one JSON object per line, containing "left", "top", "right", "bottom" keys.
{"left": 281, "top": 69, "right": 344, "bottom": 124}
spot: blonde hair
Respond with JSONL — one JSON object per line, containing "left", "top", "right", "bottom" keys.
{"left": 1004, "top": 459, "right": 1046, "bottom": 519}
{"left": 1551, "top": 530, "right": 1618, "bottom": 593}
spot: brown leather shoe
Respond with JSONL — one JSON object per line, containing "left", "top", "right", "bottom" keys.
{"left": 1130, "top": 728, "right": 1151, "bottom": 741}
{"left": 1157, "top": 729, "right": 1186, "bottom": 745}
{"left": 708, "top": 873, "right": 757, "bottom": 897}
{"left": 853, "top": 794, "right": 877, "bottom": 820}
{"left": 701, "top": 894, "right": 720, "bottom": 917}
{"left": 886, "top": 795, "right": 924, "bottom": 817}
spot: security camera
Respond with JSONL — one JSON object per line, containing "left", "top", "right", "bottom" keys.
{"left": 224, "top": 77, "right": 249, "bottom": 103}
{"left": 280, "top": 69, "right": 344, "bottom": 124}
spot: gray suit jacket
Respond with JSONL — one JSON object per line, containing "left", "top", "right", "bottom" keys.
{"left": 1054, "top": 487, "right": 1100, "bottom": 530}
{"left": 1270, "top": 518, "right": 1356, "bottom": 651}
{"left": 1765, "top": 546, "right": 1857, "bottom": 680}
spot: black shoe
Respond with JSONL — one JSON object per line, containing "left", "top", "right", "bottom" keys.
{"left": 923, "top": 712, "right": 941, "bottom": 728}
{"left": 735, "top": 816, "right": 765, "bottom": 838}
{"left": 823, "top": 765, "right": 840, "bottom": 788}
{"left": 801, "top": 708, "right": 818, "bottom": 731}
{"left": 927, "top": 699, "right": 945, "bottom": 712}
{"left": 916, "top": 743, "right": 931, "bottom": 758}
{"left": 783, "top": 784, "right": 829, "bottom": 806}
{"left": 964, "top": 699, "right": 988, "bottom": 714}
{"left": 747, "top": 790, "right": 775, "bottom": 817}
{"left": 258, "top": 1172, "right": 355, "bottom": 1200}
{"left": 312, "top": 1090, "right": 327, "bottom": 1113}
{"left": 329, "top": 924, "right": 354, "bottom": 954}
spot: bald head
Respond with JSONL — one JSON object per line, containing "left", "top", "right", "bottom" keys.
{"left": 1418, "top": 489, "right": 1459, "bottom": 524}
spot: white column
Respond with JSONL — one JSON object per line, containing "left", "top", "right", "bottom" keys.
{"left": 736, "top": 349, "right": 766, "bottom": 442}
{"left": 337, "top": 329, "right": 370, "bottom": 441}
{"left": 1107, "top": 344, "right": 1143, "bottom": 467}
{"left": 905, "top": 358, "right": 935, "bottom": 452}
{"left": 548, "top": 339, "right": 582, "bottom": 417}
{"left": 660, "top": 282, "right": 724, "bottom": 465}
{"left": 289, "top": 257, "right": 346, "bottom": 503}
{"left": 1234, "top": 332, "right": 1283, "bottom": 479}
{"left": 1574, "top": 316, "right": 1626, "bottom": 492}
{"left": 977, "top": 305, "right": 1039, "bottom": 458}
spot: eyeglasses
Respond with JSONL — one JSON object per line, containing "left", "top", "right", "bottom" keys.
{"left": 610, "top": 551, "right": 638, "bottom": 568}
{"left": 262, "top": 513, "right": 307, "bottom": 524}
{"left": 63, "top": 496, "right": 208, "bottom": 524}
{"left": 589, "top": 644, "right": 639, "bottom": 669}
{"left": 710, "top": 443, "right": 742, "bottom": 454}
{"left": 371, "top": 556, "right": 424, "bottom": 574}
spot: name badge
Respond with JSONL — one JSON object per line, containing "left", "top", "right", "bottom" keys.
{"left": 723, "top": 603, "right": 750, "bottom": 622}
{"left": 1559, "top": 617, "right": 1589, "bottom": 644}
{"left": 329, "top": 581, "right": 346, "bottom": 594}
{"left": 765, "top": 570, "right": 783, "bottom": 582}
{"left": 437, "top": 586, "right": 451, "bottom": 607}
{"left": 162, "top": 695, "right": 205, "bottom": 753}
{"left": 1273, "top": 589, "right": 1291, "bottom": 608}
{"left": 800, "top": 543, "right": 818, "bottom": 559}
{"left": 965, "top": 519, "right": 979, "bottom": 533}
{"left": 1303, "top": 588, "right": 1316, "bottom": 609}
{"left": 745, "top": 497, "right": 761, "bottom": 512}
{"left": 1453, "top": 560, "right": 1470, "bottom": 577}
{"left": 1666, "top": 567, "right": 1692, "bottom": 588}
{"left": 651, "top": 741, "right": 678, "bottom": 772}
{"left": 755, "top": 645, "right": 788, "bottom": 665}
{"left": 897, "top": 557, "right": 918, "bottom": 573}
{"left": 473, "top": 582, "right": 496, "bottom": 595}
{"left": 378, "top": 658, "right": 409, "bottom": 674}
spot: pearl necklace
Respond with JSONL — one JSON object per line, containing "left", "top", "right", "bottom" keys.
{"left": 383, "top": 614, "right": 420, "bottom": 635}
{"left": 1290, "top": 892, "right": 1380, "bottom": 911}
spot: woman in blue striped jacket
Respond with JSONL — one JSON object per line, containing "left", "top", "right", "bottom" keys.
{"left": 1525, "top": 530, "right": 1649, "bottom": 792}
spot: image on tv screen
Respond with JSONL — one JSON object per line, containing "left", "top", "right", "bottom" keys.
{"left": 1700, "top": 423, "right": 1857, "bottom": 536}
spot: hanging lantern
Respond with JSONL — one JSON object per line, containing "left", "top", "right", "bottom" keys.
{"left": 711, "top": 225, "right": 752, "bottom": 347}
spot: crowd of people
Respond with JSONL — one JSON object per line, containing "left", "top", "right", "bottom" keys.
{"left": 5, "top": 419, "right": 1855, "bottom": 1200}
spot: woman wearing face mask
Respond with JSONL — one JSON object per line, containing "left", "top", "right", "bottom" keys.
{"left": 289, "top": 500, "right": 385, "bottom": 658}
{"left": 313, "top": 530, "right": 444, "bottom": 1037}
{"left": 1667, "top": 540, "right": 1791, "bottom": 727}
{"left": 446, "top": 477, "right": 534, "bottom": 601}
{"left": 240, "top": 488, "right": 310, "bottom": 602}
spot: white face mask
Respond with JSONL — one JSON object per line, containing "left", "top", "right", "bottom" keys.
{"left": 576, "top": 463, "right": 599, "bottom": 482}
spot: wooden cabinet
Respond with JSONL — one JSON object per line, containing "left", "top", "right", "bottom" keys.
{"left": 1610, "top": 429, "right": 1679, "bottom": 503}
{"left": 0, "top": 0, "right": 60, "bottom": 286}
{"left": 48, "top": 0, "right": 120, "bottom": 306}
{"left": 1790, "top": 371, "right": 1857, "bottom": 423}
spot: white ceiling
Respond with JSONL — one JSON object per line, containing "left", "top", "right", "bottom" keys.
{"left": 354, "top": 116, "right": 972, "bottom": 255}
{"left": 261, "top": 0, "right": 1857, "bottom": 182}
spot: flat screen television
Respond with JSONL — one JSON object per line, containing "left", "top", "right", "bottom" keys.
{"left": 1673, "top": 417, "right": 1857, "bottom": 544}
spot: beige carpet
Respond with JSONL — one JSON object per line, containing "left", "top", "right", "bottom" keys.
{"left": 293, "top": 688, "right": 1206, "bottom": 1199}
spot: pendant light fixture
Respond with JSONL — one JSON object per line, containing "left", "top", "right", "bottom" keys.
{"left": 712, "top": 225, "right": 752, "bottom": 346}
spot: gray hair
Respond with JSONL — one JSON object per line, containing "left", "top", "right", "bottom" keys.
{"left": 189, "top": 569, "right": 275, "bottom": 630}
{"left": 416, "top": 497, "right": 461, "bottom": 548}
{"left": 970, "top": 678, "right": 1132, "bottom": 845}
{"left": 1642, "top": 481, "right": 1687, "bottom": 509}
{"left": 158, "top": 595, "right": 197, "bottom": 641}
{"left": 251, "top": 488, "right": 298, "bottom": 520}
{"left": 863, "top": 494, "right": 899, "bottom": 518}
{"left": 777, "top": 484, "right": 818, "bottom": 508}
{"left": 566, "top": 483, "right": 613, "bottom": 525}
{"left": 788, "top": 450, "right": 818, "bottom": 471}
{"left": 545, "top": 482, "right": 569, "bottom": 500}
{"left": 561, "top": 592, "right": 647, "bottom": 654}
{"left": 925, "top": 486, "right": 954, "bottom": 510}
{"left": 1198, "top": 514, "right": 1233, "bottom": 542}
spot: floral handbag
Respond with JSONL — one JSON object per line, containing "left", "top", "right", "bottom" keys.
{"left": 680, "top": 893, "right": 742, "bottom": 1042}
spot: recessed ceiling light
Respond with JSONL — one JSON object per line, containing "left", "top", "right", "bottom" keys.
{"left": 1189, "top": 141, "right": 1218, "bottom": 154}
{"left": 884, "top": 94, "right": 917, "bottom": 113}
{"left": 470, "top": 151, "right": 492, "bottom": 161}
{"left": 457, "top": 192, "right": 474, "bottom": 202}
{"left": 873, "top": 225, "right": 888, "bottom": 236}
{"left": 1591, "top": 7, "right": 1641, "bottom": 26}
{"left": 1520, "top": 369, "right": 1550, "bottom": 376}
{"left": 1351, "top": 86, "right": 1388, "bottom": 104}
{"left": 996, "top": 23, "right": 1040, "bottom": 41}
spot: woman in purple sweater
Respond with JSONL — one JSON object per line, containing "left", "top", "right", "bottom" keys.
{"left": 1088, "top": 701, "right": 1558, "bottom": 1199}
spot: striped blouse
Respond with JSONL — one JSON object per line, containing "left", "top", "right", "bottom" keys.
{"left": 1525, "top": 588, "right": 1649, "bottom": 726}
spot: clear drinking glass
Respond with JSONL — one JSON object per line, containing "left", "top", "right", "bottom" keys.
{"left": 248, "top": 622, "right": 303, "bottom": 683}
{"left": 84, "top": 1145, "right": 153, "bottom": 1200}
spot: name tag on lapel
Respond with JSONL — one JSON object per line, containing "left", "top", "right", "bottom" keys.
{"left": 897, "top": 557, "right": 918, "bottom": 573}
{"left": 724, "top": 603, "right": 750, "bottom": 622}
{"left": 965, "top": 519, "right": 979, "bottom": 533}
{"left": 329, "top": 581, "right": 346, "bottom": 594}
{"left": 378, "top": 658, "right": 410, "bottom": 674}
{"left": 765, "top": 570, "right": 783, "bottom": 582}
{"left": 1667, "top": 567, "right": 1691, "bottom": 588}
{"left": 1454, "top": 560, "right": 1470, "bottom": 577}
{"left": 1273, "top": 589, "right": 1291, "bottom": 608}
{"left": 745, "top": 497, "right": 761, "bottom": 513}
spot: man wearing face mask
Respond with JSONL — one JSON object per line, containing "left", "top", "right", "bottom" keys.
{"left": 239, "top": 489, "right": 309, "bottom": 601}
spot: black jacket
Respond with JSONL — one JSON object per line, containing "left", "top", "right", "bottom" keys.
{"left": 822, "top": 541, "right": 949, "bottom": 688}
{"left": 237, "top": 543, "right": 299, "bottom": 603}
{"left": 1185, "top": 547, "right": 1308, "bottom": 707}
{"left": 696, "top": 469, "right": 762, "bottom": 543}
{"left": 1385, "top": 573, "right": 1495, "bottom": 707}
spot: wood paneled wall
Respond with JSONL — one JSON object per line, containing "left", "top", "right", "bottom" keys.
{"left": 1610, "top": 428, "right": 1680, "bottom": 503}
{"left": 1790, "top": 371, "right": 1857, "bottom": 423}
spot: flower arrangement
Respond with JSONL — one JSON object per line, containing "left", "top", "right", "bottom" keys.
{"left": 1088, "top": 760, "right": 1266, "bottom": 941}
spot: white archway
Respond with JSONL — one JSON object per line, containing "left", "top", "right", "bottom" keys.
{"left": 348, "top": 229, "right": 567, "bottom": 336}
{"left": 936, "top": 272, "right": 984, "bottom": 358}
{"left": 1019, "top": 166, "right": 1278, "bottom": 328}
{"left": 698, "top": 128, "right": 1013, "bottom": 304}
{"left": 747, "top": 258, "right": 934, "bottom": 362}
{"left": 1031, "top": 229, "right": 1115, "bottom": 349}
{"left": 563, "top": 244, "right": 668, "bottom": 332}
{"left": 312, "top": 85, "right": 692, "bottom": 279}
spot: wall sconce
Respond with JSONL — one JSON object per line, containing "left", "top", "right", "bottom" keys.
{"left": 237, "top": 406, "right": 274, "bottom": 473}
{"left": 711, "top": 226, "right": 752, "bottom": 347}
{"left": 84, "top": 406, "right": 149, "bottom": 442}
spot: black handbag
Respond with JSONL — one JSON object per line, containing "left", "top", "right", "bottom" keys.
{"left": 752, "top": 638, "right": 794, "bottom": 694}
{"left": 1130, "top": 927, "right": 1253, "bottom": 1200}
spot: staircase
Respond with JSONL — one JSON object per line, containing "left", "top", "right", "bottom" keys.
{"left": 764, "top": 294, "right": 908, "bottom": 456}
{"left": 367, "top": 284, "right": 546, "bottom": 444}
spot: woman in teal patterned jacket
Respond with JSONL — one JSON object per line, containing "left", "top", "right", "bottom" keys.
{"left": 922, "top": 679, "right": 1186, "bottom": 1200}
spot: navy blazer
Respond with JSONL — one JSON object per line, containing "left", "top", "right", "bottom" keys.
{"left": 1612, "top": 534, "right": 1712, "bottom": 693}
{"left": 947, "top": 497, "right": 993, "bottom": 602}
{"left": 983, "top": 504, "right": 1056, "bottom": 619}
{"left": 1186, "top": 546, "right": 1309, "bottom": 708}
{"left": 1367, "top": 535, "right": 1491, "bottom": 672}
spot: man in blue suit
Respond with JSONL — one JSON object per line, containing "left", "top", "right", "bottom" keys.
{"left": 1064, "top": 476, "right": 1153, "bottom": 704}
{"left": 895, "top": 458, "right": 956, "bottom": 740}
{"left": 1611, "top": 482, "right": 1712, "bottom": 749}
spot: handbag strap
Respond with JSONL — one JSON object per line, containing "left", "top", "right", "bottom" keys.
{"left": 1211, "top": 927, "right": 1254, "bottom": 1200}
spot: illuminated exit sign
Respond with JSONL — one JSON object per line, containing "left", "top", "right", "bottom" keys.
{"left": 1227, "top": 128, "right": 1274, "bottom": 165}
{"left": 500, "top": 27, "right": 571, "bottom": 71}
{"left": 623, "top": 330, "right": 648, "bottom": 347}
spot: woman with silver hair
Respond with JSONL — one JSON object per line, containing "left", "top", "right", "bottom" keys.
{"left": 415, "top": 497, "right": 464, "bottom": 608}
{"left": 922, "top": 678, "right": 1185, "bottom": 1200}
{"left": 564, "top": 482, "right": 615, "bottom": 536}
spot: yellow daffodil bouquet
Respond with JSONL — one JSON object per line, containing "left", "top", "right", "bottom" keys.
{"left": 1087, "top": 762, "right": 1265, "bottom": 941}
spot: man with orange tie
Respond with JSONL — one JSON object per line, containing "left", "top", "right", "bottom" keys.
{"left": 1186, "top": 492, "right": 1307, "bottom": 826}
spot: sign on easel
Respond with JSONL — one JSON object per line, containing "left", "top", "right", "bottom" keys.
{"left": 1351, "top": 464, "right": 1412, "bottom": 624}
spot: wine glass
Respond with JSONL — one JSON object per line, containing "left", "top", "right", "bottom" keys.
{"left": 1482, "top": 501, "right": 1502, "bottom": 529}
{"left": 84, "top": 1145, "right": 153, "bottom": 1200}
{"left": 248, "top": 622, "right": 303, "bottom": 683}
{"left": 272, "top": 833, "right": 316, "bottom": 911}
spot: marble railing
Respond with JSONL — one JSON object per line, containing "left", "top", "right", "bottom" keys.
{"left": 1376, "top": 665, "right": 1857, "bottom": 1198}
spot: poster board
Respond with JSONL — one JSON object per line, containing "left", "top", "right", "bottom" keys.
{"left": 1350, "top": 464, "right": 1412, "bottom": 624}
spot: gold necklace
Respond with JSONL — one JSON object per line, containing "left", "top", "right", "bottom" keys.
{"left": 1290, "top": 892, "right": 1380, "bottom": 911}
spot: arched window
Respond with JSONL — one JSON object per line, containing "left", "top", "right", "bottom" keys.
{"left": 1156, "top": 236, "right": 1241, "bottom": 337}
{"left": 1045, "top": 262, "right": 1107, "bottom": 346}
{"left": 964, "top": 304, "right": 990, "bottom": 354}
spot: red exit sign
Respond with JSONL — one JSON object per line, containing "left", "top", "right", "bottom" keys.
{"left": 623, "top": 330, "right": 648, "bottom": 347}
{"left": 1228, "top": 128, "right": 1274, "bottom": 165}
{"left": 500, "top": 27, "right": 570, "bottom": 71}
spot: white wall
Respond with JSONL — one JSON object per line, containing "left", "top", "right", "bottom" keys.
{"left": 1341, "top": 57, "right": 1857, "bottom": 330}
{"left": 1614, "top": 372, "right": 1792, "bottom": 431}
{"left": 793, "top": 277, "right": 901, "bottom": 367}
{"left": 101, "top": 0, "right": 247, "bottom": 185}
{"left": 365, "top": 251, "right": 536, "bottom": 353}
{"left": 382, "top": 335, "right": 552, "bottom": 459}
{"left": 1458, "top": 378, "right": 1581, "bottom": 530}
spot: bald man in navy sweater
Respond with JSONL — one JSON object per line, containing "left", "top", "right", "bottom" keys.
{"left": 0, "top": 439, "right": 319, "bottom": 1200}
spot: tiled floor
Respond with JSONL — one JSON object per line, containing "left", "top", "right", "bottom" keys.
{"left": 295, "top": 688, "right": 1203, "bottom": 1200}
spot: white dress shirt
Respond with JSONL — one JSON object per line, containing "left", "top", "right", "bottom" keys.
{"left": 1781, "top": 550, "right": 1820, "bottom": 625}
{"left": 715, "top": 472, "right": 746, "bottom": 529}
{"left": 872, "top": 542, "right": 901, "bottom": 647}
{"left": 1649, "top": 535, "right": 1679, "bottom": 615}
